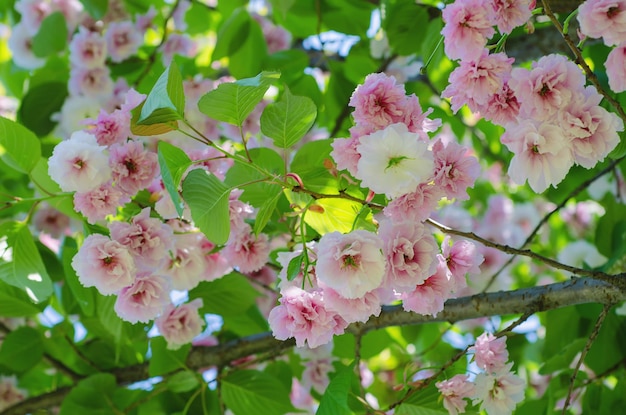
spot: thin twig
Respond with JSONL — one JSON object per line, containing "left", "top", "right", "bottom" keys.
{"left": 562, "top": 304, "right": 612, "bottom": 414}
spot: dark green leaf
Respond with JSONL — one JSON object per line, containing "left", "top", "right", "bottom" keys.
{"left": 222, "top": 370, "right": 297, "bottom": 415}
{"left": 212, "top": 8, "right": 252, "bottom": 60}
{"left": 189, "top": 273, "right": 259, "bottom": 317}
{"left": 316, "top": 362, "right": 355, "bottom": 415}
{"left": 61, "top": 238, "right": 96, "bottom": 317}
{"left": 32, "top": 12, "right": 68, "bottom": 57}
{"left": 79, "top": 0, "right": 108, "bottom": 19}
{"left": 59, "top": 373, "right": 118, "bottom": 415}
{"left": 0, "top": 326, "right": 44, "bottom": 373}
{"left": 182, "top": 169, "right": 231, "bottom": 245}
{"left": 149, "top": 337, "right": 191, "bottom": 377}
{"left": 539, "top": 338, "right": 588, "bottom": 374}
{"left": 157, "top": 141, "right": 192, "bottom": 218}
{"left": 384, "top": 2, "right": 429, "bottom": 56}
{"left": 0, "top": 117, "right": 42, "bottom": 174}
{"left": 166, "top": 371, "right": 199, "bottom": 393}
{"left": 18, "top": 82, "right": 67, "bottom": 137}
{"left": 261, "top": 88, "right": 317, "bottom": 149}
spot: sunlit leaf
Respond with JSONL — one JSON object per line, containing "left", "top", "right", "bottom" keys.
{"left": 158, "top": 141, "right": 192, "bottom": 217}
{"left": 138, "top": 63, "right": 185, "bottom": 125}
{"left": 0, "top": 117, "right": 42, "bottom": 174}
{"left": 222, "top": 370, "right": 297, "bottom": 415}
{"left": 261, "top": 88, "right": 317, "bottom": 149}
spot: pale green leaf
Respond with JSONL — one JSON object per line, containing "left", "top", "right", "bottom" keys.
{"left": 222, "top": 370, "right": 297, "bottom": 415}
{"left": 261, "top": 88, "right": 317, "bottom": 149}
{"left": 182, "top": 169, "right": 231, "bottom": 245}
{"left": 158, "top": 141, "right": 192, "bottom": 217}
{"left": 0, "top": 326, "right": 44, "bottom": 372}
{"left": 138, "top": 63, "right": 185, "bottom": 125}
{"left": 197, "top": 71, "right": 280, "bottom": 127}
{"left": 130, "top": 101, "right": 177, "bottom": 136}
{"left": 0, "top": 117, "right": 42, "bottom": 174}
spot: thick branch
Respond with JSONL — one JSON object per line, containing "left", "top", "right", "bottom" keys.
{"left": 4, "top": 277, "right": 624, "bottom": 415}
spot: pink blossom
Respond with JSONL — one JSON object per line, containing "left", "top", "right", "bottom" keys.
{"left": 321, "top": 286, "right": 382, "bottom": 323}
{"left": 222, "top": 225, "right": 270, "bottom": 274}
{"left": 120, "top": 88, "right": 146, "bottom": 113}
{"left": 69, "top": 66, "right": 113, "bottom": 98}
{"left": 488, "top": 0, "right": 533, "bottom": 34}
{"left": 478, "top": 81, "right": 521, "bottom": 126}
{"left": 108, "top": 207, "right": 175, "bottom": 271}
{"left": 14, "top": 0, "right": 51, "bottom": 35}
{"left": 268, "top": 286, "right": 348, "bottom": 348}
{"left": 33, "top": 205, "right": 70, "bottom": 239}
{"left": 605, "top": 42, "right": 626, "bottom": 92}
{"left": 379, "top": 219, "right": 439, "bottom": 293}
{"left": 73, "top": 181, "right": 131, "bottom": 224}
{"left": 472, "top": 363, "right": 525, "bottom": 415}
{"left": 509, "top": 54, "right": 586, "bottom": 120}
{"left": 577, "top": 0, "right": 626, "bottom": 45}
{"left": 501, "top": 120, "right": 574, "bottom": 192}
{"left": 301, "top": 358, "right": 334, "bottom": 394}
{"left": 441, "top": 236, "right": 484, "bottom": 291}
{"left": 401, "top": 259, "right": 454, "bottom": 316}
{"left": 109, "top": 140, "right": 160, "bottom": 196}
{"left": 160, "top": 33, "right": 197, "bottom": 66}
{"left": 105, "top": 21, "right": 143, "bottom": 62}
{"left": 188, "top": 147, "right": 234, "bottom": 180}
{"left": 471, "top": 332, "right": 509, "bottom": 373}
{"left": 0, "top": 375, "right": 27, "bottom": 411}
{"left": 69, "top": 27, "right": 107, "bottom": 69}
{"left": 48, "top": 130, "right": 112, "bottom": 192}
{"left": 383, "top": 183, "right": 445, "bottom": 223}
{"left": 349, "top": 73, "right": 407, "bottom": 131}
{"left": 315, "top": 230, "right": 385, "bottom": 299}
{"left": 163, "top": 233, "right": 207, "bottom": 291}
{"left": 402, "top": 95, "right": 442, "bottom": 139}
{"left": 432, "top": 139, "right": 481, "bottom": 201}
{"left": 50, "top": 0, "right": 83, "bottom": 32}
{"left": 8, "top": 22, "right": 45, "bottom": 70}
{"left": 441, "top": 0, "right": 495, "bottom": 61}
{"left": 84, "top": 109, "right": 131, "bottom": 147}
{"left": 200, "top": 237, "right": 232, "bottom": 281}
{"left": 356, "top": 123, "right": 434, "bottom": 199}
{"left": 135, "top": 5, "right": 157, "bottom": 32}
{"left": 72, "top": 234, "right": 136, "bottom": 295}
{"left": 115, "top": 272, "right": 171, "bottom": 324}
{"left": 436, "top": 374, "right": 475, "bottom": 415}
{"left": 330, "top": 135, "right": 360, "bottom": 176}
{"left": 442, "top": 50, "right": 514, "bottom": 113}
{"left": 155, "top": 299, "right": 205, "bottom": 350}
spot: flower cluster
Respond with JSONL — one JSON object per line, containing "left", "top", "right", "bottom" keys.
{"left": 436, "top": 332, "right": 525, "bottom": 415}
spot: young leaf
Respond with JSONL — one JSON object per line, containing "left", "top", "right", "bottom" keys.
{"left": 0, "top": 326, "right": 44, "bottom": 373}
{"left": 31, "top": 12, "right": 68, "bottom": 57}
{"left": 157, "top": 141, "right": 192, "bottom": 218}
{"left": 138, "top": 63, "right": 185, "bottom": 125}
{"left": 316, "top": 362, "right": 355, "bottom": 415}
{"left": 0, "top": 116, "right": 42, "bottom": 174}
{"left": 260, "top": 88, "right": 317, "bottom": 149}
{"left": 253, "top": 187, "right": 282, "bottom": 235}
{"left": 221, "top": 370, "right": 297, "bottom": 415}
{"left": 286, "top": 253, "right": 304, "bottom": 281}
{"left": 130, "top": 101, "right": 177, "bottom": 136}
{"left": 182, "top": 169, "right": 231, "bottom": 245}
{"left": 197, "top": 71, "right": 280, "bottom": 127}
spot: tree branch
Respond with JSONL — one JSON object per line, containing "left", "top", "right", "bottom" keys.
{"left": 4, "top": 277, "right": 624, "bottom": 415}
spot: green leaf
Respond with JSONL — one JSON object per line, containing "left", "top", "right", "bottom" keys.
{"left": 0, "top": 223, "right": 53, "bottom": 303}
{"left": 268, "top": 0, "right": 295, "bottom": 20}
{"left": 222, "top": 370, "right": 297, "bottom": 415}
{"left": 149, "top": 337, "right": 191, "bottom": 377}
{"left": 130, "top": 101, "right": 178, "bottom": 136}
{"left": 61, "top": 238, "right": 96, "bottom": 317}
{"left": 0, "top": 117, "right": 42, "bottom": 174}
{"left": 138, "top": 63, "right": 185, "bottom": 125}
{"left": 18, "top": 82, "right": 68, "bottom": 137}
{"left": 399, "top": 383, "right": 451, "bottom": 415}
{"left": 167, "top": 370, "right": 199, "bottom": 393}
{"left": 539, "top": 338, "right": 588, "bottom": 374}
{"left": 197, "top": 71, "right": 280, "bottom": 127}
{"left": 253, "top": 188, "right": 282, "bottom": 235}
{"left": 261, "top": 88, "right": 317, "bottom": 149}
{"left": 0, "top": 281, "right": 43, "bottom": 317}
{"left": 189, "top": 273, "right": 260, "bottom": 317}
{"left": 31, "top": 12, "right": 68, "bottom": 57}
{"left": 212, "top": 8, "right": 252, "bottom": 60}
{"left": 316, "top": 362, "right": 355, "bottom": 415}
{"left": 157, "top": 141, "right": 192, "bottom": 218}
{"left": 79, "top": 0, "right": 108, "bottom": 19}
{"left": 286, "top": 253, "right": 304, "bottom": 281}
{"left": 384, "top": 2, "right": 429, "bottom": 56}
{"left": 224, "top": 147, "right": 284, "bottom": 207}
{"left": 0, "top": 326, "right": 44, "bottom": 372}
{"left": 59, "top": 373, "right": 118, "bottom": 415}
{"left": 182, "top": 169, "right": 231, "bottom": 245}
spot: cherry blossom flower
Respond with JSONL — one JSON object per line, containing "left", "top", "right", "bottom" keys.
{"left": 53, "top": 95, "right": 102, "bottom": 139}
{"left": 479, "top": 80, "right": 521, "bottom": 126}
{"left": 135, "top": 5, "right": 158, "bottom": 33}
{"left": 315, "top": 230, "right": 385, "bottom": 299}
{"left": 33, "top": 205, "right": 70, "bottom": 239}
{"left": 222, "top": 225, "right": 271, "bottom": 274}
{"left": 7, "top": 22, "right": 45, "bottom": 70}
{"left": 471, "top": 332, "right": 510, "bottom": 373}
{"left": 160, "top": 33, "right": 197, "bottom": 66}
{"left": 321, "top": 285, "right": 383, "bottom": 323}
{"left": 402, "top": 94, "right": 442, "bottom": 139}
{"left": 48, "top": 130, "right": 112, "bottom": 192}
{"left": 432, "top": 138, "right": 481, "bottom": 201}
{"left": 605, "top": 43, "right": 626, "bottom": 92}
{"left": 68, "top": 66, "right": 114, "bottom": 98}
{"left": 436, "top": 374, "right": 475, "bottom": 415}
{"left": 441, "top": 0, "right": 495, "bottom": 61}
{"left": 72, "top": 234, "right": 136, "bottom": 295}
{"left": 330, "top": 135, "right": 361, "bottom": 176}
{"left": 105, "top": 21, "right": 143, "bottom": 62}
{"left": 14, "top": 0, "right": 51, "bottom": 35}
{"left": 383, "top": 183, "right": 445, "bottom": 223}
{"left": 301, "top": 357, "right": 335, "bottom": 394}
{"left": 163, "top": 233, "right": 207, "bottom": 291}
{"left": 356, "top": 123, "right": 434, "bottom": 199}
{"left": 501, "top": 120, "right": 573, "bottom": 193}
{"left": 73, "top": 181, "right": 130, "bottom": 224}
{"left": 557, "top": 240, "right": 607, "bottom": 276}
{"left": 379, "top": 218, "right": 439, "bottom": 293}
{"left": 441, "top": 236, "right": 484, "bottom": 291}
{"left": 488, "top": 0, "right": 533, "bottom": 35}
{"left": 84, "top": 109, "right": 132, "bottom": 147}
{"left": 349, "top": 73, "right": 407, "bottom": 131}
{"left": 0, "top": 375, "right": 27, "bottom": 411}
{"left": 401, "top": 259, "right": 454, "bottom": 316}
{"left": 578, "top": 0, "right": 626, "bottom": 45}
{"left": 155, "top": 299, "right": 205, "bottom": 350}
{"left": 115, "top": 272, "right": 171, "bottom": 324}
{"left": 69, "top": 27, "right": 108, "bottom": 69}
{"left": 108, "top": 207, "right": 175, "bottom": 271}
{"left": 472, "top": 363, "right": 525, "bottom": 415}
{"left": 109, "top": 140, "right": 160, "bottom": 196}
{"left": 268, "top": 286, "right": 348, "bottom": 348}
{"left": 442, "top": 50, "right": 514, "bottom": 113}
{"left": 199, "top": 237, "right": 232, "bottom": 282}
